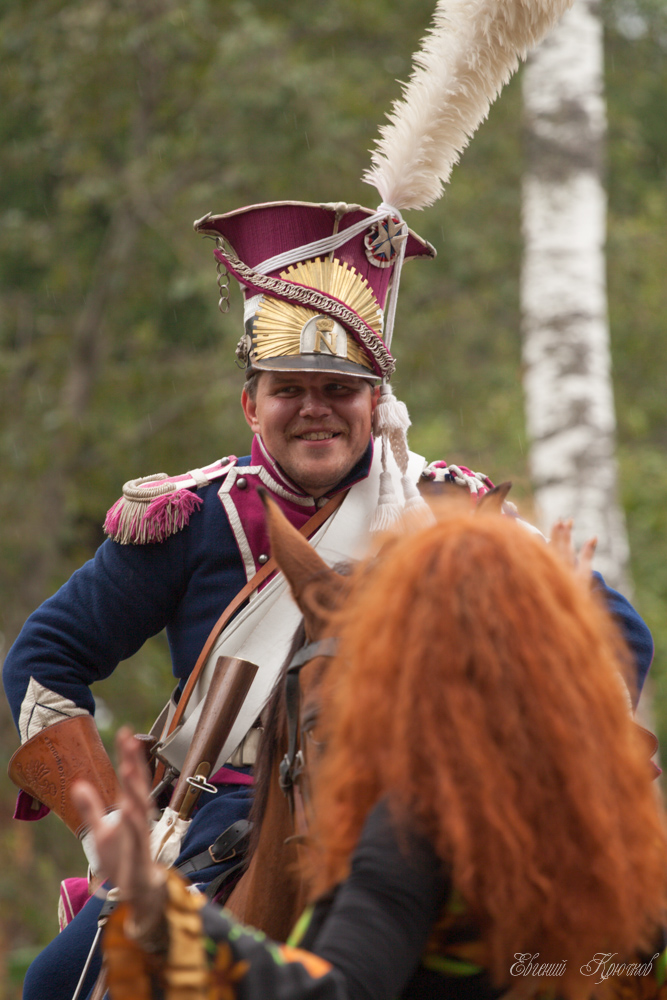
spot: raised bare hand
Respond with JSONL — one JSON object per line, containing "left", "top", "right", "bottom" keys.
{"left": 549, "top": 518, "right": 597, "bottom": 585}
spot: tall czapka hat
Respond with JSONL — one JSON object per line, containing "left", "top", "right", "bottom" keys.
{"left": 196, "top": 0, "right": 573, "bottom": 529}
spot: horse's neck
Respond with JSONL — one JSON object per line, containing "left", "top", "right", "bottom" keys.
{"left": 225, "top": 757, "right": 308, "bottom": 941}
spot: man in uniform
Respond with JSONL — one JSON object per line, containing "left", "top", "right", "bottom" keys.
{"left": 0, "top": 201, "right": 480, "bottom": 998}
{"left": 2, "top": 199, "right": 656, "bottom": 1000}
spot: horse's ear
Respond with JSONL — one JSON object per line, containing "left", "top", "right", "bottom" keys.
{"left": 476, "top": 481, "right": 512, "bottom": 515}
{"left": 258, "top": 489, "right": 340, "bottom": 631}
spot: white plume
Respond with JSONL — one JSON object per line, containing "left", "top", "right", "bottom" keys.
{"left": 364, "top": 0, "right": 574, "bottom": 210}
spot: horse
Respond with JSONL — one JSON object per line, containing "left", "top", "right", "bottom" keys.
{"left": 223, "top": 485, "right": 559, "bottom": 940}
{"left": 223, "top": 484, "right": 552, "bottom": 939}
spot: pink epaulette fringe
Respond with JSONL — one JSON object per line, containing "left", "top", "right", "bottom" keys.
{"left": 104, "top": 487, "right": 203, "bottom": 545}
{"left": 104, "top": 458, "right": 235, "bottom": 544}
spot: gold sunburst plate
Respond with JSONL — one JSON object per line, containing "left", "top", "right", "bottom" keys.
{"left": 250, "top": 257, "right": 383, "bottom": 375}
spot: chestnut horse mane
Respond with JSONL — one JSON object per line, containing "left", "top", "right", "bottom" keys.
{"left": 304, "top": 510, "right": 667, "bottom": 995}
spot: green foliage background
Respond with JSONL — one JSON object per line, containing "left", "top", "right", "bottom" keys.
{"left": 1, "top": 0, "right": 666, "bottom": 992}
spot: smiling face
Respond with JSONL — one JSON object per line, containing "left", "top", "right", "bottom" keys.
{"left": 241, "top": 371, "right": 379, "bottom": 497}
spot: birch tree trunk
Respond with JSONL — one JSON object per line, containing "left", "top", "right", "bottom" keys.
{"left": 521, "top": 0, "right": 630, "bottom": 594}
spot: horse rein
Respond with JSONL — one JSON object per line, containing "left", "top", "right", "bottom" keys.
{"left": 279, "top": 636, "right": 339, "bottom": 828}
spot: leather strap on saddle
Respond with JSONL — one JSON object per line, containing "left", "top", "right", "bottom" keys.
{"left": 175, "top": 818, "right": 252, "bottom": 877}
{"left": 8, "top": 714, "right": 121, "bottom": 838}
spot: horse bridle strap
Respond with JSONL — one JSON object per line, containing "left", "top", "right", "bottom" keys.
{"left": 280, "top": 637, "right": 339, "bottom": 797}
{"left": 287, "top": 637, "right": 339, "bottom": 672}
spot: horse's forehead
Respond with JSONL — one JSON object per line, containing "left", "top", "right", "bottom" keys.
{"left": 300, "top": 651, "right": 332, "bottom": 703}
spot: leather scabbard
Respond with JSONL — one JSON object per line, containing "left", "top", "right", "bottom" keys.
{"left": 8, "top": 715, "right": 121, "bottom": 838}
